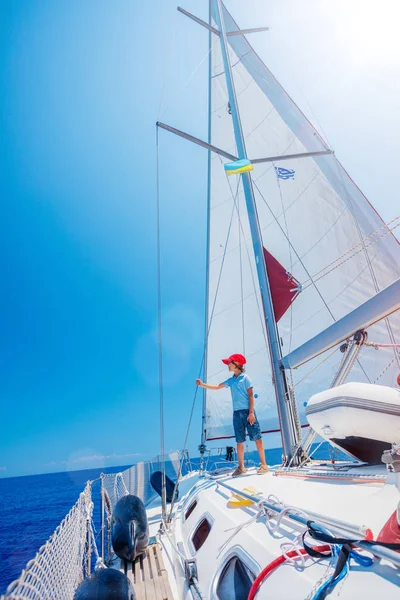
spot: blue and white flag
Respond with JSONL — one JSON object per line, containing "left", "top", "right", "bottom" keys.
{"left": 275, "top": 166, "right": 295, "bottom": 180}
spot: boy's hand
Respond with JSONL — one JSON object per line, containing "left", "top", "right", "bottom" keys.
{"left": 247, "top": 412, "right": 256, "bottom": 425}
{"left": 196, "top": 379, "right": 203, "bottom": 386}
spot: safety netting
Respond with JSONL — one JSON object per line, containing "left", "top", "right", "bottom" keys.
{"left": 2, "top": 452, "right": 180, "bottom": 599}
{"left": 3, "top": 483, "right": 94, "bottom": 600}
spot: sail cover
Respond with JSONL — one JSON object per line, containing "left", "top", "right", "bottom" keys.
{"left": 203, "top": 2, "right": 400, "bottom": 442}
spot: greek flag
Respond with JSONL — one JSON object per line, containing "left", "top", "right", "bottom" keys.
{"left": 275, "top": 166, "right": 295, "bottom": 180}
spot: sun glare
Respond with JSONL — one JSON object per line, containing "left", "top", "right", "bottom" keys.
{"left": 324, "top": 0, "right": 400, "bottom": 68}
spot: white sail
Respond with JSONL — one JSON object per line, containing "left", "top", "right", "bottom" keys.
{"left": 204, "top": 3, "right": 400, "bottom": 442}
{"left": 205, "top": 11, "right": 283, "bottom": 441}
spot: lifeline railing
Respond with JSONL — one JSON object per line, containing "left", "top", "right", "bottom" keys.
{"left": 1, "top": 451, "right": 181, "bottom": 600}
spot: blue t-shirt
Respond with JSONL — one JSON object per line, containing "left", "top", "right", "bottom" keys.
{"left": 222, "top": 373, "right": 253, "bottom": 411}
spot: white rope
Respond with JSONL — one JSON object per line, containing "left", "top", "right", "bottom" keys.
{"left": 364, "top": 341, "right": 400, "bottom": 349}
{"left": 259, "top": 496, "right": 311, "bottom": 569}
{"left": 265, "top": 501, "right": 308, "bottom": 536}
{"left": 217, "top": 500, "right": 267, "bottom": 557}
{"left": 280, "top": 532, "right": 307, "bottom": 569}
{"left": 263, "top": 497, "right": 328, "bottom": 571}
{"left": 215, "top": 490, "right": 312, "bottom": 565}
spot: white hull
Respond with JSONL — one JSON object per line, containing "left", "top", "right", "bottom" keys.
{"left": 135, "top": 464, "right": 400, "bottom": 599}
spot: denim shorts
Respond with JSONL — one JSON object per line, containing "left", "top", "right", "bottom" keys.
{"left": 233, "top": 409, "right": 262, "bottom": 443}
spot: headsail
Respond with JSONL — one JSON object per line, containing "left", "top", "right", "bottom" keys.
{"left": 203, "top": 2, "right": 400, "bottom": 442}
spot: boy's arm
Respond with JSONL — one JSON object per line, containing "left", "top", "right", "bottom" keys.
{"left": 247, "top": 387, "right": 255, "bottom": 424}
{"left": 196, "top": 379, "right": 225, "bottom": 391}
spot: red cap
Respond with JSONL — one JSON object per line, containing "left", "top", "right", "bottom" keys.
{"left": 397, "top": 373, "right": 400, "bottom": 387}
{"left": 222, "top": 353, "right": 246, "bottom": 366}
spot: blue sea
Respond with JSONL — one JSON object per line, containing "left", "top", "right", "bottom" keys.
{"left": 0, "top": 464, "right": 126, "bottom": 594}
{"left": 0, "top": 444, "right": 336, "bottom": 594}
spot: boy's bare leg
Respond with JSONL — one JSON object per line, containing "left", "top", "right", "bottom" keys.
{"left": 255, "top": 438, "right": 268, "bottom": 467}
{"left": 237, "top": 442, "right": 245, "bottom": 469}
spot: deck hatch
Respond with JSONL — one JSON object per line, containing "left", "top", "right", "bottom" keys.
{"left": 216, "top": 556, "right": 255, "bottom": 599}
{"left": 192, "top": 518, "right": 212, "bottom": 551}
{"left": 184, "top": 500, "right": 198, "bottom": 521}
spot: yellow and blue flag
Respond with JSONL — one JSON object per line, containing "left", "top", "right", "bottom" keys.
{"left": 224, "top": 159, "right": 253, "bottom": 176}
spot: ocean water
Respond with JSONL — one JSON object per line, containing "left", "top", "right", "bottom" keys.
{"left": 0, "top": 444, "right": 336, "bottom": 594}
{"left": 0, "top": 465, "right": 126, "bottom": 594}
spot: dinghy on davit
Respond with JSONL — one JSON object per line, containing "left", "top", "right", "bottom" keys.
{"left": 307, "top": 382, "right": 400, "bottom": 464}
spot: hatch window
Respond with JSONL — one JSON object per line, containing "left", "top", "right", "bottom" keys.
{"left": 192, "top": 518, "right": 211, "bottom": 551}
{"left": 216, "top": 556, "right": 255, "bottom": 600}
{"left": 184, "top": 500, "right": 197, "bottom": 521}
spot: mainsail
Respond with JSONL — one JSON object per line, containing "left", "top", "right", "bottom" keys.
{"left": 203, "top": 2, "right": 400, "bottom": 442}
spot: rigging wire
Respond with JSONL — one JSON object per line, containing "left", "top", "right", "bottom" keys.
{"left": 301, "top": 217, "right": 400, "bottom": 288}
{"left": 292, "top": 346, "right": 341, "bottom": 389}
{"left": 279, "top": 255, "right": 379, "bottom": 346}
{"left": 260, "top": 171, "right": 319, "bottom": 235}
{"left": 159, "top": 40, "right": 217, "bottom": 121}
{"left": 252, "top": 178, "right": 338, "bottom": 323}
{"left": 252, "top": 178, "right": 372, "bottom": 385}
{"left": 156, "top": 19, "right": 400, "bottom": 514}
{"left": 165, "top": 176, "right": 242, "bottom": 521}
{"left": 333, "top": 159, "right": 400, "bottom": 372}
{"left": 252, "top": 138, "right": 296, "bottom": 185}
{"left": 238, "top": 191, "right": 246, "bottom": 355}
{"left": 291, "top": 79, "right": 332, "bottom": 151}
{"left": 290, "top": 207, "right": 347, "bottom": 270}
{"left": 221, "top": 157, "right": 270, "bottom": 354}
{"left": 157, "top": 24, "right": 178, "bottom": 121}
{"left": 373, "top": 355, "right": 397, "bottom": 384}
{"left": 156, "top": 126, "right": 167, "bottom": 520}
{"left": 275, "top": 168, "right": 295, "bottom": 352}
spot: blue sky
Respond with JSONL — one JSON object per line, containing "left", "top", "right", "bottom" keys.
{"left": 1, "top": 0, "right": 399, "bottom": 478}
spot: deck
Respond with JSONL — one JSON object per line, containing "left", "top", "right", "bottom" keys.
{"left": 118, "top": 543, "right": 174, "bottom": 600}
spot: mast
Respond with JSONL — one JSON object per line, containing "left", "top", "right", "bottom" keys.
{"left": 199, "top": 0, "right": 213, "bottom": 463}
{"left": 213, "top": 0, "right": 300, "bottom": 463}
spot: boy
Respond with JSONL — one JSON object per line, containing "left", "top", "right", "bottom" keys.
{"left": 196, "top": 353, "right": 269, "bottom": 476}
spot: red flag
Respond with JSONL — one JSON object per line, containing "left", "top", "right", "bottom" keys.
{"left": 263, "top": 248, "right": 301, "bottom": 322}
